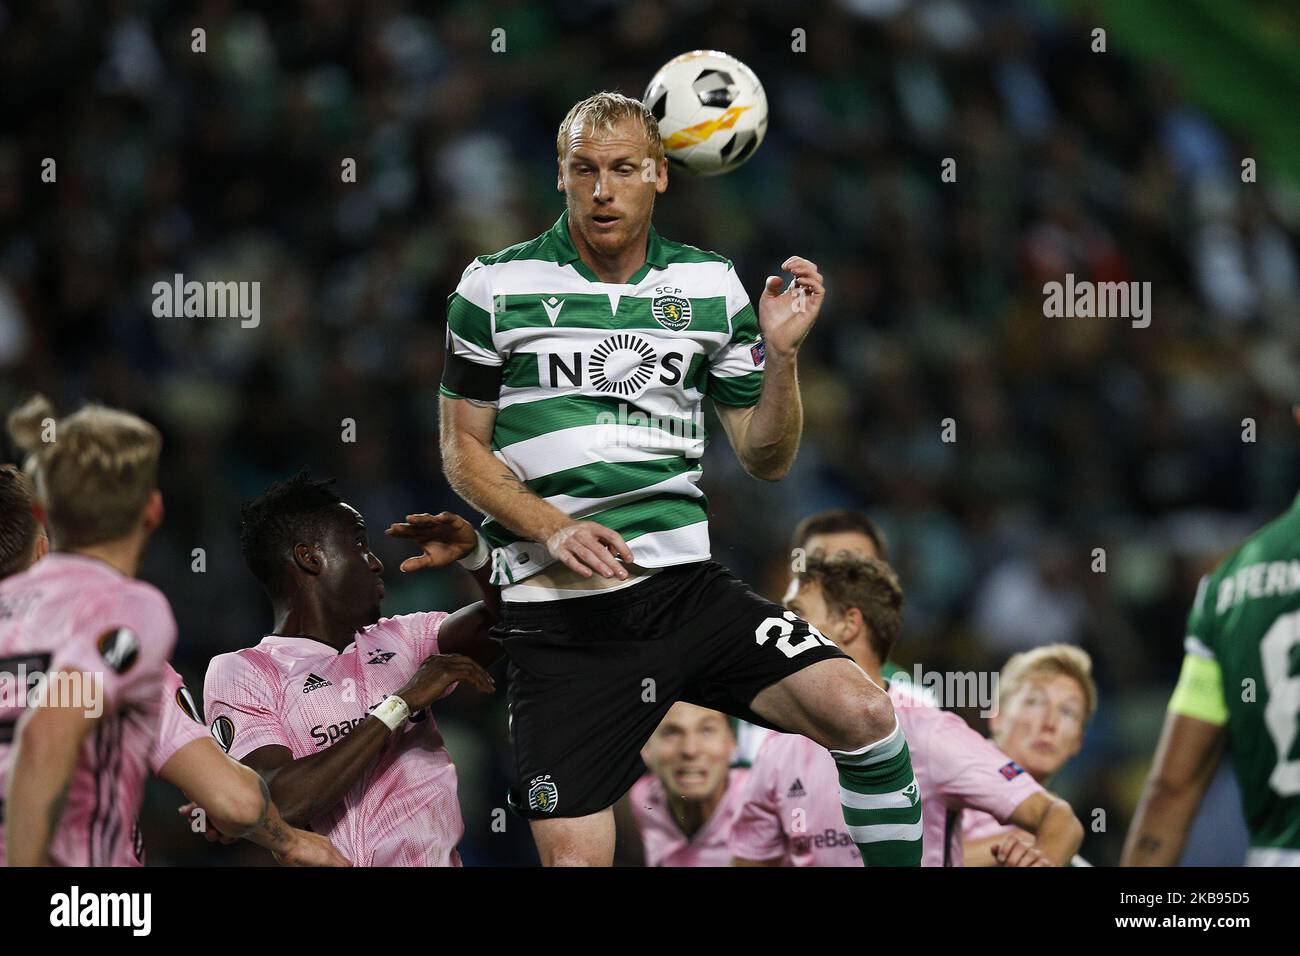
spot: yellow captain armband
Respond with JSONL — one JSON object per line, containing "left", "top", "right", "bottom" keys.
{"left": 1167, "top": 651, "right": 1229, "bottom": 726}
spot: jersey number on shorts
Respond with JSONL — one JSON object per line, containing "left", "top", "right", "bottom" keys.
{"left": 1261, "top": 610, "right": 1300, "bottom": 796}
{"left": 754, "top": 611, "right": 836, "bottom": 658}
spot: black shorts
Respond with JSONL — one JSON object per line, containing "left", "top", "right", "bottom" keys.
{"left": 494, "top": 560, "right": 848, "bottom": 819}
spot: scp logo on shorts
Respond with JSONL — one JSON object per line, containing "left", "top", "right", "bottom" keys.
{"left": 527, "top": 774, "right": 558, "bottom": 813}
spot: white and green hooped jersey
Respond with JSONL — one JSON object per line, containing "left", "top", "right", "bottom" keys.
{"left": 440, "top": 211, "right": 766, "bottom": 589}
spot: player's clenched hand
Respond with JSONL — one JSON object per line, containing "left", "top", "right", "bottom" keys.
{"left": 398, "top": 652, "right": 495, "bottom": 711}
{"left": 992, "top": 834, "right": 1052, "bottom": 867}
{"left": 757, "top": 256, "right": 824, "bottom": 358}
{"left": 272, "top": 829, "right": 352, "bottom": 868}
{"left": 385, "top": 512, "right": 478, "bottom": 572}
{"left": 545, "top": 520, "right": 633, "bottom": 580}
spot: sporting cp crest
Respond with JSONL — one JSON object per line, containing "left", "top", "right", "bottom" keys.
{"left": 527, "top": 774, "right": 559, "bottom": 813}
{"left": 651, "top": 294, "right": 692, "bottom": 331}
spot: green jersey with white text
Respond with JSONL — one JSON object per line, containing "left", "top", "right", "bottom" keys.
{"left": 1170, "top": 491, "right": 1300, "bottom": 850}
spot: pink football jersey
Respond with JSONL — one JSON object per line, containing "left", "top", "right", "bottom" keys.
{"left": 630, "top": 768, "right": 750, "bottom": 866}
{"left": 0, "top": 553, "right": 176, "bottom": 866}
{"left": 149, "top": 663, "right": 209, "bottom": 776}
{"left": 728, "top": 682, "right": 1044, "bottom": 866}
{"left": 203, "top": 612, "right": 464, "bottom": 867}
{"left": 726, "top": 731, "right": 861, "bottom": 867}
{"left": 963, "top": 807, "right": 1016, "bottom": 843}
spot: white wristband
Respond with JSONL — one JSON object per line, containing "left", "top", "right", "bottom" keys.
{"left": 373, "top": 694, "right": 411, "bottom": 732}
{"left": 457, "top": 531, "right": 492, "bottom": 571}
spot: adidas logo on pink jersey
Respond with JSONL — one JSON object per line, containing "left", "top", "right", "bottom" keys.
{"left": 302, "top": 673, "right": 333, "bottom": 694}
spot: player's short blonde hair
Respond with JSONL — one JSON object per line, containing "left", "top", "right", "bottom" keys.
{"left": 7, "top": 394, "right": 161, "bottom": 547}
{"left": 556, "top": 91, "right": 665, "bottom": 167}
{"left": 998, "top": 643, "right": 1098, "bottom": 724}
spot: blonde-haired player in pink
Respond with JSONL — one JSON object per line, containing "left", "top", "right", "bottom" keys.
{"left": 962, "top": 644, "right": 1096, "bottom": 866}
{"left": 729, "top": 554, "right": 1083, "bottom": 867}
{"left": 203, "top": 470, "right": 499, "bottom": 867}
{"left": 0, "top": 399, "right": 344, "bottom": 867}
{"left": 625, "top": 702, "right": 749, "bottom": 866}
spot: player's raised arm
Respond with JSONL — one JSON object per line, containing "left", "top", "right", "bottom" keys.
{"left": 385, "top": 510, "right": 503, "bottom": 668}
{"left": 4, "top": 678, "right": 100, "bottom": 866}
{"left": 713, "top": 257, "right": 824, "bottom": 481}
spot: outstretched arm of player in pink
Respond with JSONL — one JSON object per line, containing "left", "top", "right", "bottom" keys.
{"left": 385, "top": 510, "right": 503, "bottom": 644}
{"left": 423, "top": 556, "right": 504, "bottom": 669}
{"left": 239, "top": 654, "right": 494, "bottom": 828}
{"left": 1120, "top": 712, "right": 1226, "bottom": 866}
{"left": 439, "top": 394, "right": 633, "bottom": 579}
{"left": 714, "top": 257, "right": 824, "bottom": 482}
{"left": 4, "top": 674, "right": 100, "bottom": 866}
{"left": 385, "top": 510, "right": 502, "bottom": 667}
{"left": 435, "top": 604, "right": 502, "bottom": 669}
{"left": 159, "top": 737, "right": 350, "bottom": 866}
{"left": 991, "top": 791, "right": 1083, "bottom": 867}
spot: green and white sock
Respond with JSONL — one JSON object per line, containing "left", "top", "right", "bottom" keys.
{"left": 830, "top": 720, "right": 923, "bottom": 866}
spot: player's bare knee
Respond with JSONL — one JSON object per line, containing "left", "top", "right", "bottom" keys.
{"left": 807, "top": 678, "right": 892, "bottom": 752}
{"left": 827, "top": 682, "right": 896, "bottom": 752}
{"left": 861, "top": 687, "right": 897, "bottom": 742}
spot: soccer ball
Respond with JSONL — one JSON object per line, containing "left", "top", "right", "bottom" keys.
{"left": 643, "top": 50, "right": 768, "bottom": 177}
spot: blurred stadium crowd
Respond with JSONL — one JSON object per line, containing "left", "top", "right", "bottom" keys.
{"left": 1, "top": 0, "right": 1298, "bottom": 864}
